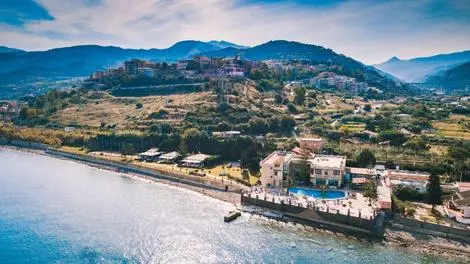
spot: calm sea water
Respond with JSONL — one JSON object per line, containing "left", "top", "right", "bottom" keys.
{"left": 0, "top": 149, "right": 455, "bottom": 264}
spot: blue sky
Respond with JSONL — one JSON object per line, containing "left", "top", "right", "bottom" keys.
{"left": 0, "top": 0, "right": 469, "bottom": 64}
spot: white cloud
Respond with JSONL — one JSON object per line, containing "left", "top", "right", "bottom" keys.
{"left": 0, "top": 0, "right": 469, "bottom": 64}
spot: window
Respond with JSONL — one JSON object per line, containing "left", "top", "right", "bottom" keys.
{"left": 316, "top": 179, "right": 326, "bottom": 185}
{"left": 324, "top": 170, "right": 329, "bottom": 176}
{"left": 329, "top": 180, "right": 339, "bottom": 186}
{"left": 333, "top": 170, "right": 340, "bottom": 176}
{"left": 315, "top": 169, "right": 322, "bottom": 175}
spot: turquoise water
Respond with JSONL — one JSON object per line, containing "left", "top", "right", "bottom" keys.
{"left": 289, "top": 187, "right": 347, "bottom": 200}
{"left": 0, "top": 149, "right": 456, "bottom": 263}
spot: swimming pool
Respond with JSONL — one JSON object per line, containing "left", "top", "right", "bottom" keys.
{"left": 288, "top": 187, "right": 346, "bottom": 200}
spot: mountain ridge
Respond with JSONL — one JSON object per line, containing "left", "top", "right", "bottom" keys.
{"left": 426, "top": 62, "right": 470, "bottom": 91}
{"left": 0, "top": 40, "right": 403, "bottom": 98}
{"left": 375, "top": 50, "right": 470, "bottom": 82}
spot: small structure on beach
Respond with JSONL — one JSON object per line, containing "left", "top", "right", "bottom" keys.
{"left": 138, "top": 148, "right": 163, "bottom": 161}
{"left": 180, "top": 153, "right": 212, "bottom": 168}
{"left": 158, "top": 151, "right": 181, "bottom": 163}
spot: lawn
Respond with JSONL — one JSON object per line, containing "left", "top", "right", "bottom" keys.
{"left": 209, "top": 165, "right": 259, "bottom": 185}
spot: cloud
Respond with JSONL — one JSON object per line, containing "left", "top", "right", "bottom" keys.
{"left": 0, "top": 0, "right": 469, "bottom": 64}
{"left": 0, "top": 0, "right": 54, "bottom": 26}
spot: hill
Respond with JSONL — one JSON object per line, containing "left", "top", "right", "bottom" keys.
{"left": 0, "top": 40, "right": 405, "bottom": 98}
{"left": 374, "top": 50, "right": 470, "bottom": 82}
{"left": 0, "top": 41, "right": 245, "bottom": 98}
{"left": 208, "top": 40, "right": 247, "bottom": 49}
{"left": 203, "top": 40, "right": 404, "bottom": 94}
{"left": 426, "top": 62, "right": 470, "bottom": 91}
{"left": 0, "top": 46, "right": 25, "bottom": 53}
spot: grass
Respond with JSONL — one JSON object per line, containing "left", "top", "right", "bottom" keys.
{"left": 59, "top": 146, "right": 89, "bottom": 155}
{"left": 209, "top": 165, "right": 259, "bottom": 185}
{"left": 339, "top": 122, "right": 365, "bottom": 133}
{"left": 432, "top": 121, "right": 470, "bottom": 140}
{"left": 50, "top": 91, "right": 216, "bottom": 129}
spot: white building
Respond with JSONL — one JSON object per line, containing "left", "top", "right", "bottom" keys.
{"left": 388, "top": 170, "right": 430, "bottom": 193}
{"left": 309, "top": 155, "right": 347, "bottom": 187}
{"left": 259, "top": 151, "right": 295, "bottom": 187}
{"left": 180, "top": 153, "right": 212, "bottom": 168}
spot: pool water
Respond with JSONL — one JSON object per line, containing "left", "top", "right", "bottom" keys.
{"left": 288, "top": 187, "right": 347, "bottom": 200}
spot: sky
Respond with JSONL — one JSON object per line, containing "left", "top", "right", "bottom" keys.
{"left": 1, "top": 0, "right": 469, "bottom": 64}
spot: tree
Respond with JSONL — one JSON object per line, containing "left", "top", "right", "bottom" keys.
{"left": 364, "top": 179, "right": 378, "bottom": 206}
{"left": 135, "top": 102, "right": 143, "bottom": 109}
{"left": 274, "top": 93, "right": 283, "bottom": 104}
{"left": 363, "top": 104, "right": 372, "bottom": 112}
{"left": 427, "top": 172, "right": 443, "bottom": 210}
{"left": 279, "top": 115, "right": 296, "bottom": 133}
{"left": 296, "top": 148, "right": 311, "bottom": 185}
{"left": 378, "top": 130, "right": 406, "bottom": 146}
{"left": 19, "top": 106, "right": 29, "bottom": 120}
{"left": 241, "top": 169, "right": 250, "bottom": 180}
{"left": 294, "top": 87, "right": 306, "bottom": 105}
{"left": 356, "top": 149, "right": 376, "bottom": 167}
{"left": 287, "top": 103, "right": 297, "bottom": 113}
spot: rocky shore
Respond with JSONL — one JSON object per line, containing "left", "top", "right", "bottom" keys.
{"left": 385, "top": 229, "right": 470, "bottom": 263}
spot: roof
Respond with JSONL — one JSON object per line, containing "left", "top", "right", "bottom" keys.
{"left": 352, "top": 177, "right": 369, "bottom": 184}
{"left": 182, "top": 153, "right": 212, "bottom": 163}
{"left": 452, "top": 197, "right": 470, "bottom": 207}
{"left": 159, "top": 151, "right": 181, "bottom": 160}
{"left": 139, "top": 148, "right": 162, "bottom": 157}
{"left": 388, "top": 170, "right": 430, "bottom": 178}
{"left": 457, "top": 190, "right": 470, "bottom": 199}
{"left": 347, "top": 167, "right": 376, "bottom": 176}
{"left": 375, "top": 165, "right": 386, "bottom": 171}
{"left": 455, "top": 182, "right": 470, "bottom": 193}
{"left": 299, "top": 138, "right": 324, "bottom": 142}
{"left": 309, "top": 155, "right": 346, "bottom": 169}
{"left": 260, "top": 151, "right": 294, "bottom": 166}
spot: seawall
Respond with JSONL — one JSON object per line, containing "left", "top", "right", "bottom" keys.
{"left": 241, "top": 194, "right": 383, "bottom": 238}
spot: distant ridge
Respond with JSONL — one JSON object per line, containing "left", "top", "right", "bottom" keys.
{"left": 426, "top": 62, "right": 470, "bottom": 91}
{"left": 0, "top": 46, "right": 25, "bottom": 53}
{"left": 0, "top": 40, "right": 403, "bottom": 97}
{"left": 374, "top": 50, "right": 470, "bottom": 82}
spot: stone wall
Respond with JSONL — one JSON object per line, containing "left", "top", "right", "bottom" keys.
{"left": 394, "top": 215, "right": 470, "bottom": 239}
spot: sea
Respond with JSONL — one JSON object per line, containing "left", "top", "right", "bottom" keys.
{"left": 0, "top": 149, "right": 456, "bottom": 263}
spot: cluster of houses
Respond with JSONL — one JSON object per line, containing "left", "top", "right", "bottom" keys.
{"left": 309, "top": 71, "right": 368, "bottom": 92}
{"left": 259, "top": 137, "right": 433, "bottom": 210}
{"left": 90, "top": 55, "right": 251, "bottom": 81}
{"left": 446, "top": 182, "right": 470, "bottom": 225}
{"left": 0, "top": 101, "right": 20, "bottom": 122}
{"left": 137, "top": 148, "right": 214, "bottom": 169}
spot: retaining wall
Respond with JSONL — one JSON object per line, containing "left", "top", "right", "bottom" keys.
{"left": 394, "top": 216, "right": 470, "bottom": 239}
{"left": 241, "top": 194, "right": 376, "bottom": 234}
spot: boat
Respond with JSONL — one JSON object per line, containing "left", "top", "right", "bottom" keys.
{"left": 224, "top": 211, "right": 241, "bottom": 222}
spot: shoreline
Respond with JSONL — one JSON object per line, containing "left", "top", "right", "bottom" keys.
{"left": 1, "top": 146, "right": 469, "bottom": 262}
{"left": 0, "top": 146, "right": 242, "bottom": 206}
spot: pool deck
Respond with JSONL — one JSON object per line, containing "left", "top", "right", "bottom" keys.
{"left": 248, "top": 187, "right": 377, "bottom": 220}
